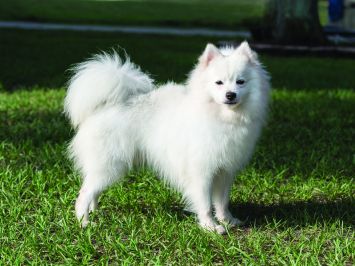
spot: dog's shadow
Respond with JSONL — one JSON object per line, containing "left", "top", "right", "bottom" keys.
{"left": 231, "top": 200, "right": 354, "bottom": 228}
{"left": 168, "top": 199, "right": 354, "bottom": 228}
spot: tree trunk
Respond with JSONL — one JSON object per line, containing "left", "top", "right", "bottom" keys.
{"left": 263, "top": 0, "right": 326, "bottom": 45}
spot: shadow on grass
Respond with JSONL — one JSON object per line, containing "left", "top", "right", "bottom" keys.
{"left": 1, "top": 29, "right": 355, "bottom": 91}
{"left": 251, "top": 92, "right": 354, "bottom": 178}
{"left": 229, "top": 200, "right": 354, "bottom": 228}
{"left": 0, "top": 110, "right": 71, "bottom": 145}
{"left": 155, "top": 199, "right": 355, "bottom": 228}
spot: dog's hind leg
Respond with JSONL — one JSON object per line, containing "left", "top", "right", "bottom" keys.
{"left": 75, "top": 177, "right": 105, "bottom": 227}
{"left": 75, "top": 163, "right": 128, "bottom": 227}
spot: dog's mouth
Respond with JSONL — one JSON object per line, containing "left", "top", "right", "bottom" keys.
{"left": 224, "top": 100, "right": 239, "bottom": 105}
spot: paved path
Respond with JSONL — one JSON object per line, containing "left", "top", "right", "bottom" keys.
{"left": 0, "top": 20, "right": 251, "bottom": 38}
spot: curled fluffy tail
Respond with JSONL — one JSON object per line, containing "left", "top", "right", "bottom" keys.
{"left": 64, "top": 52, "right": 154, "bottom": 128}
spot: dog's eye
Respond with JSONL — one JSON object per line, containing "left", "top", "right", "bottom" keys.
{"left": 215, "top": 80, "right": 223, "bottom": 85}
{"left": 236, "top": 79, "right": 245, "bottom": 85}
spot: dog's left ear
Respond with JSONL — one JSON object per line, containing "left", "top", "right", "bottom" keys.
{"left": 199, "top": 43, "right": 221, "bottom": 67}
{"left": 236, "top": 41, "right": 259, "bottom": 63}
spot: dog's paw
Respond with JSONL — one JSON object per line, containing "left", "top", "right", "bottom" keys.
{"left": 215, "top": 225, "right": 227, "bottom": 234}
{"left": 89, "top": 199, "right": 98, "bottom": 213}
{"left": 227, "top": 217, "right": 244, "bottom": 227}
{"left": 81, "top": 219, "right": 90, "bottom": 228}
{"left": 216, "top": 213, "right": 244, "bottom": 227}
{"left": 199, "top": 221, "right": 226, "bottom": 234}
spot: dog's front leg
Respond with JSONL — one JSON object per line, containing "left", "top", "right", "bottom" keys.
{"left": 212, "top": 174, "right": 243, "bottom": 227}
{"left": 185, "top": 177, "right": 226, "bottom": 234}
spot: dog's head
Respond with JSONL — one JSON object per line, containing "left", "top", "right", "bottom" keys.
{"left": 188, "top": 42, "right": 269, "bottom": 109}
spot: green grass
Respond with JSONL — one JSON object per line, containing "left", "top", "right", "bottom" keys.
{"left": 0, "top": 0, "right": 266, "bottom": 29}
{"left": 0, "top": 0, "right": 328, "bottom": 29}
{"left": 0, "top": 29, "right": 354, "bottom": 264}
{"left": 1, "top": 29, "right": 355, "bottom": 91}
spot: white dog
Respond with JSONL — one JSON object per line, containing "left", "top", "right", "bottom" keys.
{"left": 64, "top": 42, "right": 270, "bottom": 234}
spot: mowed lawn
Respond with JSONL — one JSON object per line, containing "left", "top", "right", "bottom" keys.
{"left": 0, "top": 29, "right": 354, "bottom": 264}
{"left": 0, "top": 0, "right": 329, "bottom": 29}
{"left": 0, "top": 0, "right": 266, "bottom": 29}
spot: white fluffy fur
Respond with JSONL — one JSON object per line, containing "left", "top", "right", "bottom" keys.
{"left": 64, "top": 42, "right": 270, "bottom": 234}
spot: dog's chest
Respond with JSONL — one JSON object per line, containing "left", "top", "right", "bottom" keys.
{"left": 188, "top": 119, "right": 259, "bottom": 169}
{"left": 215, "top": 123, "right": 254, "bottom": 154}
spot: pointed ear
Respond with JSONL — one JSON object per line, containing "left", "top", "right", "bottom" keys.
{"left": 199, "top": 43, "right": 221, "bottom": 67}
{"left": 236, "top": 41, "right": 258, "bottom": 63}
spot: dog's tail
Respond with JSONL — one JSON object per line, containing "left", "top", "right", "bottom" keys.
{"left": 64, "top": 52, "right": 154, "bottom": 128}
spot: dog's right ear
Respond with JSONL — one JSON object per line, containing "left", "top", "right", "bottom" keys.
{"left": 235, "top": 41, "right": 259, "bottom": 64}
{"left": 198, "top": 43, "right": 221, "bottom": 68}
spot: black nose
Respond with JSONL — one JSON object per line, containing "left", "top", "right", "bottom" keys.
{"left": 226, "top": 92, "right": 237, "bottom": 101}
